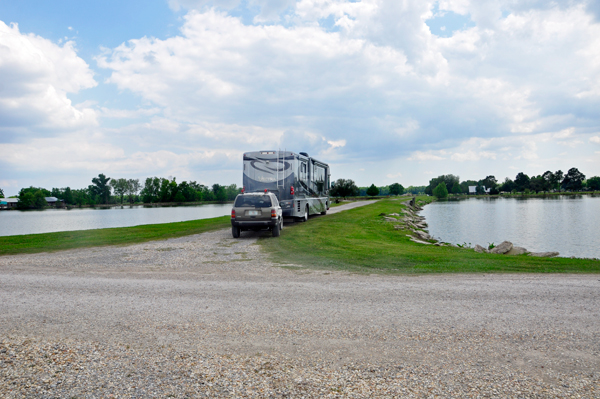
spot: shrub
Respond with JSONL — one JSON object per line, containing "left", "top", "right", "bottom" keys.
{"left": 432, "top": 182, "right": 448, "bottom": 199}
{"left": 366, "top": 184, "right": 380, "bottom": 197}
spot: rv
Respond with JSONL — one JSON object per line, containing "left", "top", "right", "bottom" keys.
{"left": 243, "top": 151, "right": 331, "bottom": 221}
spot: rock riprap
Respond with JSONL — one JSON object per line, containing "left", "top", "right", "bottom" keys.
{"left": 490, "top": 241, "right": 513, "bottom": 254}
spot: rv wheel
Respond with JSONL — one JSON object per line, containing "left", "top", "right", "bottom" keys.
{"left": 302, "top": 206, "right": 309, "bottom": 222}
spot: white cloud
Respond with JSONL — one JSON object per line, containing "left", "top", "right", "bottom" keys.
{"left": 407, "top": 151, "right": 447, "bottom": 161}
{"left": 4, "top": 1, "right": 600, "bottom": 191}
{"left": 0, "top": 21, "right": 97, "bottom": 132}
{"left": 99, "top": 107, "right": 161, "bottom": 119}
{"left": 386, "top": 172, "right": 402, "bottom": 178}
{"left": 451, "top": 150, "right": 496, "bottom": 162}
{"left": 327, "top": 139, "right": 346, "bottom": 148}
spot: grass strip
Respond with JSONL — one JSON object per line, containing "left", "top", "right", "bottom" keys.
{"left": 259, "top": 197, "right": 600, "bottom": 274}
{"left": 0, "top": 216, "right": 230, "bottom": 256}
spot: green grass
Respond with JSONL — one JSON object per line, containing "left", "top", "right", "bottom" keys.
{"left": 259, "top": 197, "right": 600, "bottom": 274}
{"left": 0, "top": 216, "right": 230, "bottom": 256}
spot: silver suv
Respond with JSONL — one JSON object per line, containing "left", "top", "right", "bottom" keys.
{"left": 231, "top": 192, "right": 283, "bottom": 238}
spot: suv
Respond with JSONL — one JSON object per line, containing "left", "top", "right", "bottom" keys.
{"left": 231, "top": 192, "right": 283, "bottom": 238}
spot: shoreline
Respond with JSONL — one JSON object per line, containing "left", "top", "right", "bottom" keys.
{"left": 415, "top": 197, "right": 599, "bottom": 260}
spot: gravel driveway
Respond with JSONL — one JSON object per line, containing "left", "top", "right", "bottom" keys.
{"left": 1, "top": 202, "right": 599, "bottom": 397}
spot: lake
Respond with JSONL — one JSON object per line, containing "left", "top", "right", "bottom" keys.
{"left": 0, "top": 204, "right": 232, "bottom": 237}
{"left": 419, "top": 195, "right": 600, "bottom": 259}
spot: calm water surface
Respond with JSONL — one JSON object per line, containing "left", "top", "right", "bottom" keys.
{"left": 0, "top": 204, "right": 232, "bottom": 237}
{"left": 420, "top": 195, "right": 600, "bottom": 258}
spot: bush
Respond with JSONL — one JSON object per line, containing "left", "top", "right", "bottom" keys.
{"left": 366, "top": 184, "right": 380, "bottom": 196}
{"left": 432, "top": 182, "right": 448, "bottom": 199}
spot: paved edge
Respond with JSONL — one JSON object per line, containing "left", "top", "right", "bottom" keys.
{"left": 325, "top": 200, "right": 379, "bottom": 215}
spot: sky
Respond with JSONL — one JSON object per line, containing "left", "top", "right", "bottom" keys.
{"left": 1, "top": 0, "right": 600, "bottom": 196}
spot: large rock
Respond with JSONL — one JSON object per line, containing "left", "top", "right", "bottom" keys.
{"left": 474, "top": 244, "right": 489, "bottom": 253}
{"left": 490, "top": 241, "right": 513, "bottom": 254}
{"left": 410, "top": 237, "right": 432, "bottom": 245}
{"left": 506, "top": 247, "right": 528, "bottom": 255}
{"left": 413, "top": 230, "right": 432, "bottom": 240}
{"left": 528, "top": 251, "right": 560, "bottom": 257}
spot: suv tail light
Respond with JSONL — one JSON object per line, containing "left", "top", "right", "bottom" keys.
{"left": 271, "top": 209, "right": 277, "bottom": 218}
{"left": 231, "top": 209, "right": 236, "bottom": 219}
{"left": 290, "top": 185, "right": 295, "bottom": 195}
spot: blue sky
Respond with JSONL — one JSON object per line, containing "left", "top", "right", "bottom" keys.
{"left": 1, "top": 0, "right": 599, "bottom": 196}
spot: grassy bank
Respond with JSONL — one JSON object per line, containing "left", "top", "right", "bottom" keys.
{"left": 0, "top": 216, "right": 230, "bottom": 256}
{"left": 259, "top": 197, "right": 600, "bottom": 274}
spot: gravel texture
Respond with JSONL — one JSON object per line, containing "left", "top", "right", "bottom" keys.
{"left": 1, "top": 206, "right": 600, "bottom": 398}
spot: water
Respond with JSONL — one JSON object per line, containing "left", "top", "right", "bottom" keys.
{"left": 420, "top": 195, "right": 600, "bottom": 258}
{"left": 0, "top": 204, "right": 232, "bottom": 237}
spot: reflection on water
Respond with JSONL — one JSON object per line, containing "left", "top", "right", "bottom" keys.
{"left": 420, "top": 195, "right": 600, "bottom": 258}
{"left": 0, "top": 204, "right": 232, "bottom": 237}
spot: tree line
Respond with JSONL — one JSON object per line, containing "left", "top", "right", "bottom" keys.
{"left": 330, "top": 180, "right": 407, "bottom": 198}
{"left": 425, "top": 167, "right": 600, "bottom": 199}
{"left": 6, "top": 174, "right": 242, "bottom": 210}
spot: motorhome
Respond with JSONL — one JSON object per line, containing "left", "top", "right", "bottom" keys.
{"left": 242, "top": 151, "right": 330, "bottom": 221}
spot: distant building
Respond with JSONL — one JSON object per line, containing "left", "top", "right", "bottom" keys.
{"left": 45, "top": 197, "right": 64, "bottom": 207}
{"left": 468, "top": 186, "right": 489, "bottom": 195}
{"left": 1, "top": 198, "right": 19, "bottom": 209}
{"left": 0, "top": 197, "right": 64, "bottom": 209}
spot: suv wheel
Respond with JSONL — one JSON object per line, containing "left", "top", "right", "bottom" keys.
{"left": 272, "top": 220, "right": 281, "bottom": 237}
{"left": 232, "top": 225, "right": 241, "bottom": 238}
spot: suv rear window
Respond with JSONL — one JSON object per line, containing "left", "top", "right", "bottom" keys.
{"left": 234, "top": 195, "right": 272, "bottom": 208}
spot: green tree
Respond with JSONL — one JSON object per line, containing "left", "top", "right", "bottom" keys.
{"left": 553, "top": 170, "right": 564, "bottom": 191}
{"left": 366, "top": 184, "right": 380, "bottom": 196}
{"left": 63, "top": 187, "right": 74, "bottom": 204}
{"left": 91, "top": 174, "right": 111, "bottom": 204}
{"left": 174, "top": 191, "right": 186, "bottom": 202}
{"left": 426, "top": 175, "right": 459, "bottom": 195}
{"left": 33, "top": 190, "right": 47, "bottom": 209}
{"left": 141, "top": 177, "right": 160, "bottom": 203}
{"left": 561, "top": 167, "right": 585, "bottom": 191}
{"left": 542, "top": 171, "right": 555, "bottom": 192}
{"left": 127, "top": 179, "right": 140, "bottom": 204}
{"left": 498, "top": 177, "right": 515, "bottom": 193}
{"left": 529, "top": 175, "right": 546, "bottom": 193}
{"left": 330, "top": 179, "right": 359, "bottom": 198}
{"left": 587, "top": 176, "right": 600, "bottom": 191}
{"left": 514, "top": 172, "right": 530, "bottom": 192}
{"left": 110, "top": 178, "right": 129, "bottom": 204}
{"left": 389, "top": 183, "right": 404, "bottom": 196}
{"left": 451, "top": 183, "right": 461, "bottom": 194}
{"left": 405, "top": 185, "right": 426, "bottom": 195}
{"left": 432, "top": 182, "right": 448, "bottom": 199}
{"left": 17, "top": 187, "right": 51, "bottom": 209}
{"left": 17, "top": 191, "right": 34, "bottom": 209}
{"left": 212, "top": 184, "right": 227, "bottom": 202}
{"left": 225, "top": 184, "right": 241, "bottom": 201}
{"left": 0, "top": 187, "right": 4, "bottom": 198}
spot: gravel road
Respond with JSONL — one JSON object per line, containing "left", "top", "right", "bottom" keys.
{"left": 1, "top": 203, "right": 599, "bottom": 397}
